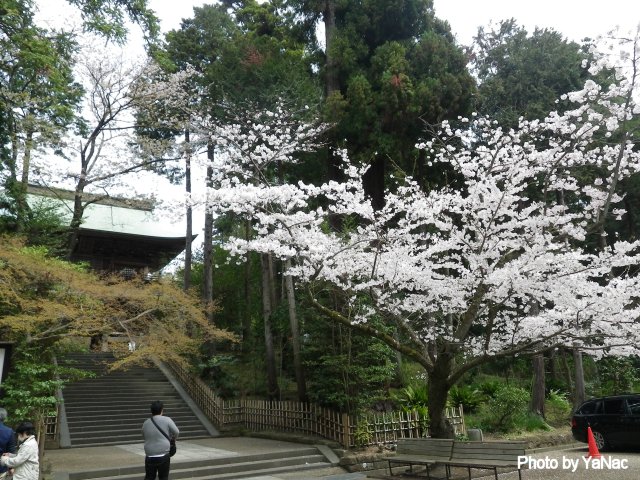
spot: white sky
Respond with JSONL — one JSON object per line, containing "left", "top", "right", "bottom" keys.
{"left": 36, "top": 0, "right": 640, "bottom": 48}
{"left": 31, "top": 0, "right": 640, "bottom": 251}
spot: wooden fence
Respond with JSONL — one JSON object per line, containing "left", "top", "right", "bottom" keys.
{"left": 167, "top": 361, "right": 465, "bottom": 448}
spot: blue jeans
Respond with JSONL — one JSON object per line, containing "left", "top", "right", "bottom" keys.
{"left": 144, "top": 454, "right": 170, "bottom": 480}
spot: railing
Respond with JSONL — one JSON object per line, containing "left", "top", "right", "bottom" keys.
{"left": 44, "top": 411, "right": 58, "bottom": 440}
{"left": 167, "top": 360, "right": 466, "bottom": 448}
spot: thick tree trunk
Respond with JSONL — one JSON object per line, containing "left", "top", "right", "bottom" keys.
{"left": 183, "top": 128, "right": 193, "bottom": 291}
{"left": 261, "top": 253, "right": 280, "bottom": 400}
{"left": 427, "top": 355, "right": 454, "bottom": 438}
{"left": 285, "top": 259, "right": 306, "bottom": 401}
{"left": 531, "top": 354, "right": 546, "bottom": 417}
{"left": 573, "top": 345, "right": 586, "bottom": 409}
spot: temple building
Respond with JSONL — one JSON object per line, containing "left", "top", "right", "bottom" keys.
{"left": 26, "top": 184, "right": 188, "bottom": 276}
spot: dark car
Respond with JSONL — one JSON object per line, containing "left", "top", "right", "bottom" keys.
{"left": 571, "top": 394, "right": 640, "bottom": 450}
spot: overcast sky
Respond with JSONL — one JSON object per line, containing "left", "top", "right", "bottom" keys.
{"left": 36, "top": 0, "right": 640, "bottom": 49}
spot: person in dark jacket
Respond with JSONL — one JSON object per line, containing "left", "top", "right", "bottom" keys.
{"left": 0, "top": 408, "right": 17, "bottom": 475}
{"left": 141, "top": 401, "right": 179, "bottom": 480}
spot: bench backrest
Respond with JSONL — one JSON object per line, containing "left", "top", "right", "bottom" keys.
{"left": 396, "top": 438, "right": 454, "bottom": 461}
{"left": 450, "top": 441, "right": 526, "bottom": 463}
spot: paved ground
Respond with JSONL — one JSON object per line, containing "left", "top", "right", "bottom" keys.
{"left": 41, "top": 436, "right": 360, "bottom": 480}
{"left": 42, "top": 438, "right": 640, "bottom": 480}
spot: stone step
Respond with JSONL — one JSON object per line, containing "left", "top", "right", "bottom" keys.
{"left": 66, "top": 449, "right": 329, "bottom": 480}
{"left": 65, "top": 412, "right": 199, "bottom": 425}
{"left": 59, "top": 352, "right": 214, "bottom": 448}
{"left": 70, "top": 429, "right": 211, "bottom": 445}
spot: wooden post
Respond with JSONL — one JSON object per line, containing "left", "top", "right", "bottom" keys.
{"left": 341, "top": 413, "right": 350, "bottom": 448}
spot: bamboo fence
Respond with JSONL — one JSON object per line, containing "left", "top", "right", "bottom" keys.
{"left": 167, "top": 361, "right": 466, "bottom": 448}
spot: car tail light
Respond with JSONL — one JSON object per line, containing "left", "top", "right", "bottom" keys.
{"left": 571, "top": 417, "right": 577, "bottom": 428}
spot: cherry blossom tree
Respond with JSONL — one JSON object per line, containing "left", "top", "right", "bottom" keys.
{"left": 197, "top": 101, "right": 326, "bottom": 400}
{"left": 206, "top": 28, "right": 640, "bottom": 437}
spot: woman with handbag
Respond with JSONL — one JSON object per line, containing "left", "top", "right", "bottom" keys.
{"left": 142, "top": 401, "right": 179, "bottom": 480}
{"left": 0, "top": 422, "right": 38, "bottom": 480}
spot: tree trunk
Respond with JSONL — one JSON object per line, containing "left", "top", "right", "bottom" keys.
{"left": 362, "top": 154, "right": 385, "bottom": 211}
{"left": 242, "top": 220, "right": 252, "bottom": 347}
{"left": 285, "top": 259, "right": 306, "bottom": 401}
{"left": 261, "top": 253, "right": 280, "bottom": 399}
{"left": 183, "top": 128, "right": 192, "bottom": 291}
{"left": 531, "top": 354, "right": 546, "bottom": 417}
{"left": 15, "top": 127, "right": 34, "bottom": 232}
{"left": 559, "top": 348, "right": 574, "bottom": 392}
{"left": 427, "top": 355, "right": 454, "bottom": 438}
{"left": 323, "top": 0, "right": 338, "bottom": 98}
{"left": 203, "top": 142, "right": 215, "bottom": 322}
{"left": 67, "top": 178, "right": 87, "bottom": 258}
{"left": 573, "top": 345, "right": 586, "bottom": 409}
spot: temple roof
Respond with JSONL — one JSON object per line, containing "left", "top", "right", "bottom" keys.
{"left": 26, "top": 185, "right": 189, "bottom": 272}
{"left": 26, "top": 185, "right": 185, "bottom": 238}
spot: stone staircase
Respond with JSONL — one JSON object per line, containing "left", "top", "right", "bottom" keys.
{"left": 59, "top": 352, "right": 213, "bottom": 447}
{"left": 53, "top": 352, "right": 343, "bottom": 480}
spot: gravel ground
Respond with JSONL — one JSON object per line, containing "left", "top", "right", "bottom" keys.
{"left": 490, "top": 447, "right": 640, "bottom": 480}
{"left": 367, "top": 446, "right": 640, "bottom": 480}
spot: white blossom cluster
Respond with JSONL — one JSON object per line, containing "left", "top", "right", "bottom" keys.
{"left": 207, "top": 31, "right": 640, "bottom": 366}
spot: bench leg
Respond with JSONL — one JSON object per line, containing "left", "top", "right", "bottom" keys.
{"left": 518, "top": 468, "right": 522, "bottom": 480}
{"left": 468, "top": 466, "right": 472, "bottom": 480}
{"left": 494, "top": 467, "right": 498, "bottom": 480}
{"left": 425, "top": 463, "right": 431, "bottom": 480}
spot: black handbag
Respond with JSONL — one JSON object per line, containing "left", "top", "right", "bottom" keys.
{"left": 150, "top": 417, "right": 176, "bottom": 457}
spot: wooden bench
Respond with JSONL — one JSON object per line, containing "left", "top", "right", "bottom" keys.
{"left": 444, "top": 440, "right": 526, "bottom": 480}
{"left": 387, "top": 438, "right": 454, "bottom": 477}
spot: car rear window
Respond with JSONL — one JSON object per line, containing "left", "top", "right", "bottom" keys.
{"left": 627, "top": 396, "right": 640, "bottom": 414}
{"left": 578, "top": 401, "right": 601, "bottom": 414}
{"left": 604, "top": 398, "right": 625, "bottom": 414}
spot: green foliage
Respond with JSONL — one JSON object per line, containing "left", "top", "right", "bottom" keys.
{"left": 474, "top": 379, "right": 502, "bottom": 399}
{"left": 596, "top": 356, "right": 639, "bottom": 396}
{"left": 448, "top": 385, "right": 482, "bottom": 413}
{"left": 473, "top": 19, "right": 588, "bottom": 127}
{"left": 1, "top": 344, "right": 92, "bottom": 428}
{"left": 304, "top": 317, "right": 396, "bottom": 414}
{"left": 195, "top": 354, "right": 239, "bottom": 399}
{"left": 393, "top": 384, "right": 429, "bottom": 412}
{"left": 545, "top": 389, "right": 572, "bottom": 427}
{"left": 391, "top": 384, "right": 430, "bottom": 436}
{"left": 518, "top": 412, "right": 552, "bottom": 432}
{"left": 65, "top": 0, "right": 160, "bottom": 43}
{"left": 353, "top": 418, "right": 373, "bottom": 447}
{"left": 476, "top": 385, "right": 530, "bottom": 433}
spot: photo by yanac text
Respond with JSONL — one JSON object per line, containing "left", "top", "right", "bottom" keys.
{"left": 518, "top": 455, "right": 629, "bottom": 473}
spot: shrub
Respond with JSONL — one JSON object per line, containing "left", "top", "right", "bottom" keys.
{"left": 477, "top": 385, "right": 529, "bottom": 432}
{"left": 475, "top": 379, "right": 502, "bottom": 399}
{"left": 516, "top": 412, "right": 552, "bottom": 432}
{"left": 545, "top": 389, "right": 572, "bottom": 426}
{"left": 448, "top": 385, "right": 482, "bottom": 413}
{"left": 393, "top": 384, "right": 428, "bottom": 411}
{"left": 392, "top": 384, "right": 429, "bottom": 435}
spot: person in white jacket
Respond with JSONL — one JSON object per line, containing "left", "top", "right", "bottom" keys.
{"left": 0, "top": 422, "right": 39, "bottom": 480}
